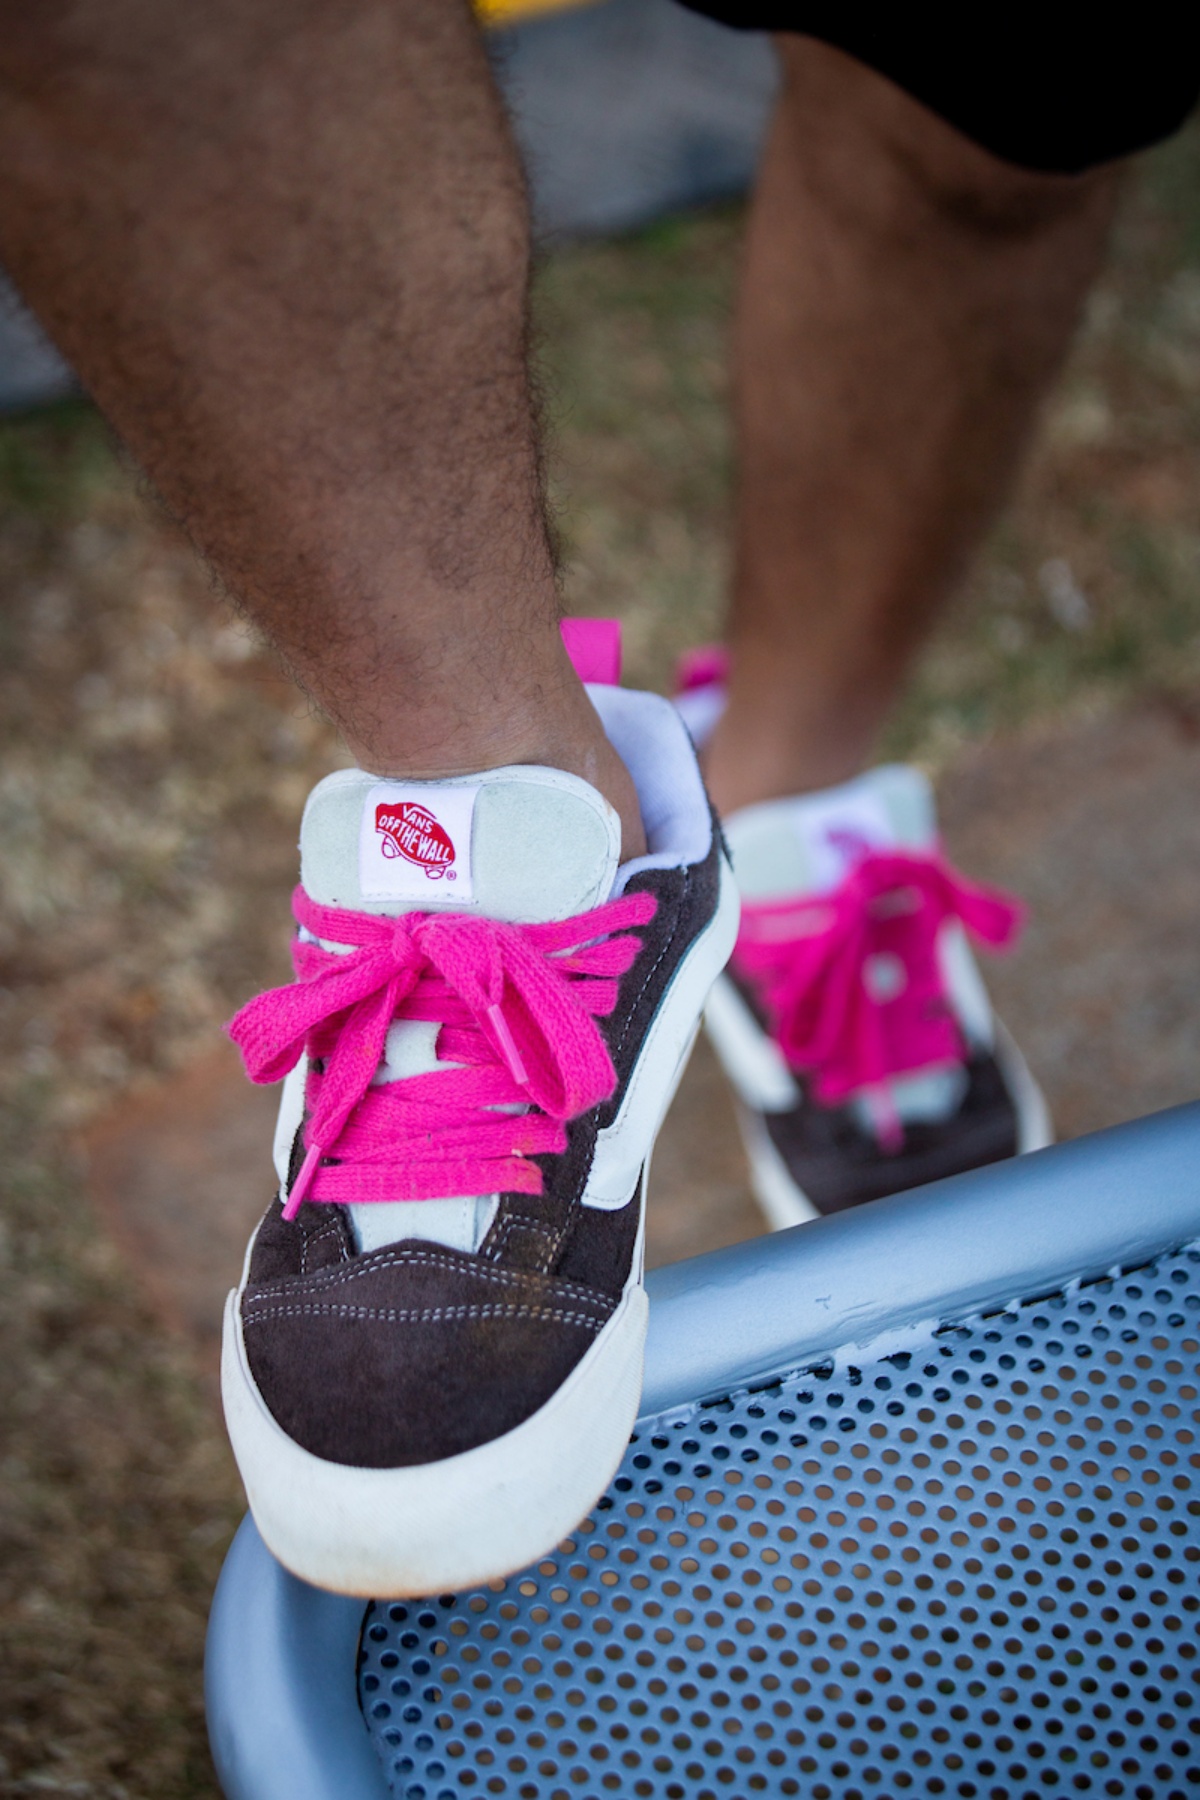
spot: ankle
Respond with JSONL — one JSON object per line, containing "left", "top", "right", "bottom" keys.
{"left": 704, "top": 712, "right": 874, "bottom": 818}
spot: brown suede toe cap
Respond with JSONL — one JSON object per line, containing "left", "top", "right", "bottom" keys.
{"left": 240, "top": 1241, "right": 615, "bottom": 1468}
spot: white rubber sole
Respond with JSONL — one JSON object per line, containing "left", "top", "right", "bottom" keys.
{"left": 222, "top": 847, "right": 740, "bottom": 1597}
{"left": 718, "top": 1006, "right": 1054, "bottom": 1235}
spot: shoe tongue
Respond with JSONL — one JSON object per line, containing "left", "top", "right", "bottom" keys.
{"left": 297, "top": 764, "right": 622, "bottom": 1258}
{"left": 300, "top": 764, "right": 621, "bottom": 924}
{"left": 724, "top": 764, "right": 936, "bottom": 902}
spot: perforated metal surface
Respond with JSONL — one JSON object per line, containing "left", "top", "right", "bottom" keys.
{"left": 359, "top": 1242, "right": 1200, "bottom": 1800}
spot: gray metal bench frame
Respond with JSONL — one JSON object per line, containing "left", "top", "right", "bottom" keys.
{"left": 206, "top": 1103, "right": 1200, "bottom": 1800}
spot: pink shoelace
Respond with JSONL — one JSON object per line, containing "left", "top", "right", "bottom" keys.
{"left": 733, "top": 849, "right": 1023, "bottom": 1130}
{"left": 228, "top": 885, "right": 656, "bottom": 1218}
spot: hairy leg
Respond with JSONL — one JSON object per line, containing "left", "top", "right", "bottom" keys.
{"left": 705, "top": 37, "right": 1120, "bottom": 816}
{"left": 0, "top": 0, "right": 645, "bottom": 853}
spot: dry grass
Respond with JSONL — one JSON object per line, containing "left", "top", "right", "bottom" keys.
{"left": 2, "top": 121, "right": 1200, "bottom": 1795}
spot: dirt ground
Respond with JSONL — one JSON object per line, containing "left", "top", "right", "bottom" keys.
{"left": 4, "top": 125, "right": 1200, "bottom": 1800}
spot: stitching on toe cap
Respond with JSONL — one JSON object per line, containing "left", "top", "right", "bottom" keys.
{"left": 242, "top": 1298, "right": 609, "bottom": 1331}
{"left": 246, "top": 1243, "right": 609, "bottom": 1307}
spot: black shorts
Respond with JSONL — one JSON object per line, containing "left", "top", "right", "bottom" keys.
{"left": 677, "top": 6, "right": 1200, "bottom": 174}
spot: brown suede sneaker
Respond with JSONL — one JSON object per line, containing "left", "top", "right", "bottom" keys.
{"left": 701, "top": 764, "right": 1051, "bottom": 1226}
{"left": 221, "top": 684, "right": 737, "bottom": 1596}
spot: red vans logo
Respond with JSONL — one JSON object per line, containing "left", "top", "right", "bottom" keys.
{"left": 374, "top": 802, "right": 457, "bottom": 880}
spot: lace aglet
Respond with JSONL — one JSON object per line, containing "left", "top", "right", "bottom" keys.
{"left": 282, "top": 1142, "right": 323, "bottom": 1220}
{"left": 487, "top": 1002, "right": 529, "bottom": 1088}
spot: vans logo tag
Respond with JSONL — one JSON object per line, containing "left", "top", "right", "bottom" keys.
{"left": 375, "top": 802, "right": 456, "bottom": 879}
{"left": 359, "top": 782, "right": 479, "bottom": 903}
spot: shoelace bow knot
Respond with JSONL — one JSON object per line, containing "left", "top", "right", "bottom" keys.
{"left": 733, "top": 849, "right": 1023, "bottom": 1110}
{"left": 228, "top": 885, "right": 656, "bottom": 1217}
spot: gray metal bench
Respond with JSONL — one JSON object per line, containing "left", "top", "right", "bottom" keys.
{"left": 206, "top": 1104, "right": 1200, "bottom": 1800}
